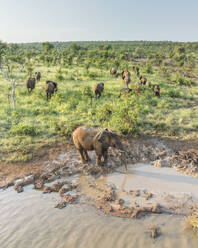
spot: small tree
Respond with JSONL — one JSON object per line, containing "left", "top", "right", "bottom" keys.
{"left": 0, "top": 41, "right": 16, "bottom": 109}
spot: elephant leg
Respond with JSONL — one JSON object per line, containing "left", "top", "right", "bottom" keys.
{"left": 96, "top": 154, "right": 102, "bottom": 167}
{"left": 103, "top": 150, "right": 108, "bottom": 165}
{"left": 78, "top": 148, "right": 87, "bottom": 163}
{"left": 83, "top": 150, "right": 91, "bottom": 162}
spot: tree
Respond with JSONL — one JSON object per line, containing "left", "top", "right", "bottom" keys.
{"left": 42, "top": 42, "right": 54, "bottom": 53}
{"left": 0, "top": 41, "right": 16, "bottom": 109}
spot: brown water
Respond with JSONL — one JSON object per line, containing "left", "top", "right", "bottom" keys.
{"left": 1, "top": 164, "right": 198, "bottom": 248}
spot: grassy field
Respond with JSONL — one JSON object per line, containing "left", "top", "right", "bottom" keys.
{"left": 0, "top": 47, "right": 198, "bottom": 163}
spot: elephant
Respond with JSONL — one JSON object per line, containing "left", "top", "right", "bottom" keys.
{"left": 122, "top": 70, "right": 131, "bottom": 88}
{"left": 72, "top": 126, "right": 125, "bottom": 167}
{"left": 132, "top": 66, "right": 140, "bottom": 76}
{"left": 118, "top": 88, "right": 133, "bottom": 98}
{"left": 140, "top": 76, "right": 147, "bottom": 85}
{"left": 153, "top": 85, "right": 160, "bottom": 97}
{"left": 46, "top": 81, "right": 58, "bottom": 100}
{"left": 134, "top": 81, "right": 141, "bottom": 95}
{"left": 35, "top": 72, "right": 41, "bottom": 82}
{"left": 110, "top": 67, "right": 117, "bottom": 76}
{"left": 94, "top": 82, "right": 104, "bottom": 98}
{"left": 26, "top": 78, "right": 36, "bottom": 93}
{"left": 145, "top": 81, "right": 152, "bottom": 88}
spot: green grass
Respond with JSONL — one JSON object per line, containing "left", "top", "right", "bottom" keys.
{"left": 0, "top": 62, "right": 198, "bottom": 162}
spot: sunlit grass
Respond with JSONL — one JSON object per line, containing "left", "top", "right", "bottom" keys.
{"left": 0, "top": 62, "right": 198, "bottom": 162}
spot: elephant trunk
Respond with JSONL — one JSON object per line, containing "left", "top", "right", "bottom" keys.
{"left": 119, "top": 148, "right": 128, "bottom": 171}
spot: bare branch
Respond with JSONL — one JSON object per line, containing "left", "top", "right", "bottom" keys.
{"left": 0, "top": 66, "right": 16, "bottom": 109}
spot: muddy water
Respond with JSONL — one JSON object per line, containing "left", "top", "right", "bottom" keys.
{"left": 1, "top": 164, "right": 198, "bottom": 248}
{"left": 108, "top": 163, "right": 198, "bottom": 198}
{"left": 80, "top": 163, "right": 198, "bottom": 211}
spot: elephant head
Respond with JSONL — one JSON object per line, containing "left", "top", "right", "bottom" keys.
{"left": 96, "top": 128, "right": 124, "bottom": 151}
{"left": 153, "top": 84, "right": 160, "bottom": 97}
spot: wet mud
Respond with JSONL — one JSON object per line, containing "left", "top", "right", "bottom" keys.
{"left": 0, "top": 137, "right": 198, "bottom": 219}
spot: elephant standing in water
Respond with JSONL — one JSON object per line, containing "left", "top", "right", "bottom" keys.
{"left": 72, "top": 126, "right": 125, "bottom": 167}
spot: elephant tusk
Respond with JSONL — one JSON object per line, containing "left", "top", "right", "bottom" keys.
{"left": 119, "top": 151, "right": 127, "bottom": 172}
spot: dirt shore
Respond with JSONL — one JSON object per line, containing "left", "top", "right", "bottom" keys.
{"left": 1, "top": 135, "right": 197, "bottom": 188}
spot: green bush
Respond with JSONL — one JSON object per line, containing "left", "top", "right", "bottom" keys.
{"left": 167, "top": 89, "right": 181, "bottom": 98}
{"left": 9, "top": 123, "right": 38, "bottom": 136}
{"left": 172, "top": 73, "right": 195, "bottom": 86}
{"left": 88, "top": 71, "right": 98, "bottom": 79}
{"left": 145, "top": 63, "right": 153, "bottom": 74}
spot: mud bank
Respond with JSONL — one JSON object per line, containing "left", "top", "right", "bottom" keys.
{"left": 1, "top": 136, "right": 198, "bottom": 188}
{"left": 0, "top": 136, "right": 198, "bottom": 219}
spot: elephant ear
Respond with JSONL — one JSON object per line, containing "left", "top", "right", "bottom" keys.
{"left": 97, "top": 129, "right": 109, "bottom": 142}
{"left": 122, "top": 71, "right": 125, "bottom": 79}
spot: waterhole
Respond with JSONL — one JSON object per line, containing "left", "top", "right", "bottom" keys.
{"left": 1, "top": 163, "right": 198, "bottom": 248}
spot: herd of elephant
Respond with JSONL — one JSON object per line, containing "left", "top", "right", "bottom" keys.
{"left": 26, "top": 72, "right": 58, "bottom": 101}
{"left": 26, "top": 66, "right": 160, "bottom": 102}
{"left": 94, "top": 66, "right": 160, "bottom": 99}
{"left": 25, "top": 67, "right": 160, "bottom": 168}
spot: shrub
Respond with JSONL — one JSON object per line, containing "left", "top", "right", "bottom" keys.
{"left": 81, "top": 86, "right": 93, "bottom": 98}
{"left": 51, "top": 120, "right": 82, "bottom": 137}
{"left": 145, "top": 63, "right": 153, "bottom": 74}
{"left": 109, "top": 97, "right": 140, "bottom": 135}
{"left": 88, "top": 71, "right": 98, "bottom": 79}
{"left": 9, "top": 123, "right": 38, "bottom": 136}
{"left": 167, "top": 90, "right": 181, "bottom": 98}
{"left": 172, "top": 73, "right": 195, "bottom": 86}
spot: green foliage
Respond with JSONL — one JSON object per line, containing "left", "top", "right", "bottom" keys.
{"left": 0, "top": 40, "right": 198, "bottom": 162}
{"left": 109, "top": 97, "right": 139, "bottom": 135}
{"left": 167, "top": 89, "right": 181, "bottom": 98}
{"left": 145, "top": 63, "right": 153, "bottom": 74}
{"left": 81, "top": 86, "right": 93, "bottom": 98}
{"left": 55, "top": 68, "right": 64, "bottom": 81}
{"left": 172, "top": 73, "right": 195, "bottom": 86}
{"left": 9, "top": 123, "right": 38, "bottom": 136}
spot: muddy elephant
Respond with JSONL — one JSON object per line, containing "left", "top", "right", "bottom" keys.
{"left": 26, "top": 78, "right": 36, "bottom": 93}
{"left": 132, "top": 66, "right": 140, "bottom": 76}
{"left": 140, "top": 76, "right": 147, "bottom": 85}
{"left": 72, "top": 126, "right": 124, "bottom": 167}
{"left": 153, "top": 85, "right": 160, "bottom": 97}
{"left": 122, "top": 70, "right": 131, "bottom": 88}
{"left": 110, "top": 67, "right": 117, "bottom": 76}
{"left": 94, "top": 82, "right": 104, "bottom": 98}
{"left": 46, "top": 81, "right": 58, "bottom": 101}
{"left": 35, "top": 72, "right": 41, "bottom": 82}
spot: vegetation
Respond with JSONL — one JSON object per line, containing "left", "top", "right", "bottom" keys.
{"left": 0, "top": 40, "right": 198, "bottom": 162}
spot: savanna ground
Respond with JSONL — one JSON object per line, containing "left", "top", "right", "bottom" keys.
{"left": 0, "top": 41, "right": 198, "bottom": 180}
